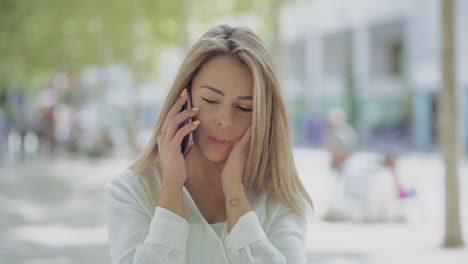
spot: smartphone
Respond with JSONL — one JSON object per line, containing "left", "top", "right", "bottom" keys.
{"left": 179, "top": 86, "right": 194, "bottom": 158}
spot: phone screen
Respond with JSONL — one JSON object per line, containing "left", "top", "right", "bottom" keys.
{"left": 179, "top": 87, "right": 194, "bottom": 158}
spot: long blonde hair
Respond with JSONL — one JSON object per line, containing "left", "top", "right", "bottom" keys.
{"left": 130, "top": 25, "right": 313, "bottom": 216}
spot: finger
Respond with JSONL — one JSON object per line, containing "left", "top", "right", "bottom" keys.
{"left": 163, "top": 88, "right": 189, "bottom": 129}
{"left": 172, "top": 120, "right": 201, "bottom": 146}
{"left": 158, "top": 122, "right": 170, "bottom": 144}
{"left": 239, "top": 125, "right": 252, "bottom": 146}
{"left": 166, "top": 107, "right": 200, "bottom": 139}
{"left": 157, "top": 130, "right": 165, "bottom": 145}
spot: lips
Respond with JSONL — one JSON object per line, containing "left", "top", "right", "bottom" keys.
{"left": 208, "top": 136, "right": 231, "bottom": 148}
{"left": 209, "top": 136, "right": 231, "bottom": 143}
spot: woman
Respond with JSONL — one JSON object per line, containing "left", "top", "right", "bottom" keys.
{"left": 105, "top": 24, "right": 313, "bottom": 264}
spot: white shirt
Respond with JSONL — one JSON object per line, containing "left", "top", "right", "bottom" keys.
{"left": 210, "top": 222, "right": 225, "bottom": 238}
{"left": 104, "top": 160, "right": 307, "bottom": 264}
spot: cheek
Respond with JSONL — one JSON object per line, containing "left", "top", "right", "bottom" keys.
{"left": 192, "top": 111, "right": 211, "bottom": 138}
{"left": 234, "top": 116, "right": 252, "bottom": 140}
{"left": 194, "top": 109, "right": 214, "bottom": 124}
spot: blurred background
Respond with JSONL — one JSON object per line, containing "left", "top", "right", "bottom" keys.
{"left": 1, "top": 0, "right": 467, "bottom": 263}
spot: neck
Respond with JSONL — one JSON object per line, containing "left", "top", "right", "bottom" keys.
{"left": 184, "top": 146, "right": 224, "bottom": 190}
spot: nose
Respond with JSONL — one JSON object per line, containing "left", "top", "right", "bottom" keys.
{"left": 216, "top": 109, "right": 233, "bottom": 128}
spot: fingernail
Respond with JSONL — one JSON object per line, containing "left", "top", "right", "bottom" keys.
{"left": 181, "top": 89, "right": 187, "bottom": 97}
{"left": 193, "top": 120, "right": 201, "bottom": 125}
{"left": 191, "top": 107, "right": 200, "bottom": 111}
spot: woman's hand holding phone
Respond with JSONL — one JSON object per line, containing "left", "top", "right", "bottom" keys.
{"left": 157, "top": 88, "right": 199, "bottom": 217}
{"left": 157, "top": 88, "right": 199, "bottom": 189}
{"left": 158, "top": 88, "right": 199, "bottom": 187}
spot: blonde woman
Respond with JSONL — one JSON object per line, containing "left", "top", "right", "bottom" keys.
{"left": 105, "top": 25, "right": 313, "bottom": 264}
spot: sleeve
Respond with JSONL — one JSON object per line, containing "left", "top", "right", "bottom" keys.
{"left": 105, "top": 178, "right": 190, "bottom": 264}
{"left": 225, "top": 209, "right": 307, "bottom": 264}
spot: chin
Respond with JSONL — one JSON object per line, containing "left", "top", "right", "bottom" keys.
{"left": 193, "top": 133, "right": 230, "bottom": 163}
{"left": 202, "top": 148, "right": 229, "bottom": 163}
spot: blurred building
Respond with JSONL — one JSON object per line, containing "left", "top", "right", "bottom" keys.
{"left": 281, "top": 0, "right": 468, "bottom": 152}
{"left": 78, "top": 64, "right": 159, "bottom": 155}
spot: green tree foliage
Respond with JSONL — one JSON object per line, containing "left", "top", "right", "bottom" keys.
{"left": 0, "top": 0, "right": 291, "bottom": 93}
{"left": 0, "top": 0, "right": 185, "bottom": 92}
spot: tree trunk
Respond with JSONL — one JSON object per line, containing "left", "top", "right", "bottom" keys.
{"left": 440, "top": 0, "right": 464, "bottom": 248}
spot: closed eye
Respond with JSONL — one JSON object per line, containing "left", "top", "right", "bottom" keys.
{"left": 203, "top": 98, "right": 218, "bottom": 104}
{"left": 237, "top": 106, "right": 252, "bottom": 112}
{"left": 203, "top": 98, "right": 252, "bottom": 112}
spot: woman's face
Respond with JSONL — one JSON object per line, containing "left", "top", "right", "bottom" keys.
{"left": 190, "top": 55, "right": 253, "bottom": 163}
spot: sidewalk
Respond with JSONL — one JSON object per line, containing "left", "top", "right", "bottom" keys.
{"left": 306, "top": 220, "right": 468, "bottom": 264}
{"left": 0, "top": 149, "right": 467, "bottom": 263}
{"left": 0, "top": 156, "right": 121, "bottom": 264}
{"left": 296, "top": 148, "right": 468, "bottom": 264}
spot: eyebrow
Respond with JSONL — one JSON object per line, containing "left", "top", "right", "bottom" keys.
{"left": 200, "top": 85, "right": 253, "bottom": 100}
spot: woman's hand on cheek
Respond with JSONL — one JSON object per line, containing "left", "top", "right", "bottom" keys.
{"left": 221, "top": 125, "right": 252, "bottom": 194}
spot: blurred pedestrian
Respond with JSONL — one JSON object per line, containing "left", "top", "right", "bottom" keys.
{"left": 322, "top": 109, "right": 417, "bottom": 222}
{"left": 10, "top": 91, "right": 30, "bottom": 161}
{"left": 0, "top": 93, "right": 7, "bottom": 159}
{"left": 322, "top": 107, "right": 360, "bottom": 221}
{"left": 38, "top": 86, "right": 57, "bottom": 156}
{"left": 324, "top": 107, "right": 357, "bottom": 173}
{"left": 324, "top": 151, "right": 414, "bottom": 222}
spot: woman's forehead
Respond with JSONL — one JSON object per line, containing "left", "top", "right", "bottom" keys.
{"left": 193, "top": 56, "right": 253, "bottom": 96}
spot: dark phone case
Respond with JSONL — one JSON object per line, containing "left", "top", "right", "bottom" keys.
{"left": 179, "top": 88, "right": 194, "bottom": 158}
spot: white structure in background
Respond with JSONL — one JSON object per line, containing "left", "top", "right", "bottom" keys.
{"left": 79, "top": 58, "right": 178, "bottom": 154}
{"left": 281, "top": 0, "right": 468, "bottom": 152}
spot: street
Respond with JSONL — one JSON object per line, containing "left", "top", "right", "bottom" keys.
{"left": 1, "top": 149, "right": 467, "bottom": 263}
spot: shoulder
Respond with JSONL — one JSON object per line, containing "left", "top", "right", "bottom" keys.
{"left": 247, "top": 190, "right": 307, "bottom": 235}
{"left": 247, "top": 190, "right": 297, "bottom": 222}
{"left": 105, "top": 161, "right": 162, "bottom": 206}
